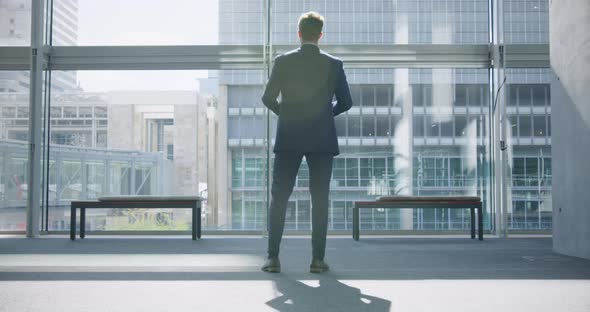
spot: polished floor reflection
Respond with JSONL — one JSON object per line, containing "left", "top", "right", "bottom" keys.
{"left": 1, "top": 236, "right": 589, "bottom": 311}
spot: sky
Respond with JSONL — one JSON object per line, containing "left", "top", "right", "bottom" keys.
{"left": 75, "top": 0, "right": 219, "bottom": 92}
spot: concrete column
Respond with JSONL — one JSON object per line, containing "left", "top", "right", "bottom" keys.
{"left": 55, "top": 157, "right": 63, "bottom": 204}
{"left": 207, "top": 100, "right": 219, "bottom": 228}
{"left": 217, "top": 85, "right": 229, "bottom": 228}
{"left": 130, "top": 158, "right": 136, "bottom": 195}
{"left": 2, "top": 151, "right": 9, "bottom": 209}
{"left": 393, "top": 71, "right": 414, "bottom": 230}
{"left": 550, "top": 0, "right": 590, "bottom": 259}
{"left": 173, "top": 104, "right": 199, "bottom": 195}
{"left": 25, "top": 0, "right": 45, "bottom": 238}
{"left": 391, "top": 12, "right": 414, "bottom": 230}
{"left": 490, "top": 0, "right": 508, "bottom": 238}
{"left": 91, "top": 107, "right": 97, "bottom": 148}
{"left": 104, "top": 158, "right": 111, "bottom": 195}
{"left": 107, "top": 104, "right": 135, "bottom": 150}
{"left": 80, "top": 158, "right": 87, "bottom": 199}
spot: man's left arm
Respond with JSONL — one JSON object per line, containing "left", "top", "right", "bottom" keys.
{"left": 261, "top": 57, "right": 282, "bottom": 115}
{"left": 332, "top": 60, "right": 353, "bottom": 116}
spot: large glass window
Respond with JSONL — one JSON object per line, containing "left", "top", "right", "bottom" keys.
{"left": 52, "top": 0, "right": 262, "bottom": 45}
{"left": 0, "top": 0, "right": 551, "bottom": 234}
{"left": 504, "top": 0, "right": 549, "bottom": 44}
{"left": 44, "top": 70, "right": 266, "bottom": 231}
{"left": 0, "top": 0, "right": 31, "bottom": 46}
{"left": 506, "top": 68, "right": 552, "bottom": 230}
{"left": 272, "top": 0, "right": 489, "bottom": 44}
{"left": 376, "top": 116, "right": 390, "bottom": 137}
{"left": 319, "top": 68, "right": 492, "bottom": 231}
{"left": 0, "top": 74, "right": 28, "bottom": 230}
{"left": 503, "top": 1, "right": 551, "bottom": 230}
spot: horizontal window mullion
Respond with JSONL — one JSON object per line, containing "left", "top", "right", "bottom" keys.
{"left": 275, "top": 44, "right": 492, "bottom": 68}
{"left": 48, "top": 45, "right": 266, "bottom": 70}
{"left": 0, "top": 47, "right": 32, "bottom": 70}
{"left": 1, "top": 44, "right": 550, "bottom": 71}
{"left": 503, "top": 44, "right": 550, "bottom": 68}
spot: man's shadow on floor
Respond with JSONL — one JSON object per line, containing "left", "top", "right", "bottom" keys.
{"left": 265, "top": 273, "right": 391, "bottom": 312}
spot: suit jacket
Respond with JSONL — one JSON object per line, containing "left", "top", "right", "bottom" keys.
{"left": 261, "top": 44, "right": 353, "bottom": 155}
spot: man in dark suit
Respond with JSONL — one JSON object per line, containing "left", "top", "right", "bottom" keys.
{"left": 261, "top": 12, "right": 353, "bottom": 273}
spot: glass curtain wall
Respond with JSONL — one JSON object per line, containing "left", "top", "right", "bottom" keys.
{"left": 503, "top": 0, "right": 551, "bottom": 230}
{"left": 505, "top": 68, "right": 551, "bottom": 230}
{"left": 0, "top": 75, "right": 29, "bottom": 230}
{"left": 260, "top": 0, "right": 492, "bottom": 232}
{"left": 1, "top": 0, "right": 32, "bottom": 230}
{"left": 328, "top": 68, "right": 491, "bottom": 232}
{"left": 43, "top": 70, "right": 265, "bottom": 231}
{"left": 43, "top": 0, "right": 269, "bottom": 232}
{"left": 0, "top": 0, "right": 551, "bottom": 233}
{"left": 0, "top": 0, "right": 31, "bottom": 46}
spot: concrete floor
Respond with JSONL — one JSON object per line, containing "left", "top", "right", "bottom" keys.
{"left": 1, "top": 236, "right": 589, "bottom": 312}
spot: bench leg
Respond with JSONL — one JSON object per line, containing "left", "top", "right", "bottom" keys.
{"left": 80, "top": 207, "right": 86, "bottom": 239}
{"left": 70, "top": 205, "right": 76, "bottom": 240}
{"left": 470, "top": 207, "right": 475, "bottom": 239}
{"left": 478, "top": 204, "right": 483, "bottom": 240}
{"left": 192, "top": 202, "right": 197, "bottom": 240}
{"left": 197, "top": 202, "right": 202, "bottom": 239}
{"left": 353, "top": 204, "right": 360, "bottom": 241}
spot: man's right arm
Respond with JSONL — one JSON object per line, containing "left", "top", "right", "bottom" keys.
{"left": 261, "top": 56, "right": 282, "bottom": 115}
{"left": 332, "top": 60, "right": 353, "bottom": 116}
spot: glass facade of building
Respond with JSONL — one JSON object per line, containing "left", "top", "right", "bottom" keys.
{"left": 223, "top": 0, "right": 550, "bottom": 231}
{"left": 0, "top": 0, "right": 551, "bottom": 233}
{"left": 226, "top": 67, "right": 494, "bottom": 231}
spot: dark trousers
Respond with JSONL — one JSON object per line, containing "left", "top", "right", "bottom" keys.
{"left": 267, "top": 152, "right": 334, "bottom": 260}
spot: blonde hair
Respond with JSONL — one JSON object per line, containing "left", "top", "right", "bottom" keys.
{"left": 298, "top": 11, "right": 324, "bottom": 41}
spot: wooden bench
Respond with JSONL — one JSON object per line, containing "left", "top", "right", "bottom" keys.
{"left": 353, "top": 196, "right": 483, "bottom": 241}
{"left": 70, "top": 195, "right": 202, "bottom": 241}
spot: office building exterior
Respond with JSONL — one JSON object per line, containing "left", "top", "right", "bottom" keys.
{"left": 0, "top": 89, "right": 213, "bottom": 231}
{"left": 0, "top": 0, "right": 552, "bottom": 232}
{"left": 0, "top": 0, "right": 78, "bottom": 92}
{"left": 219, "top": 0, "right": 551, "bottom": 231}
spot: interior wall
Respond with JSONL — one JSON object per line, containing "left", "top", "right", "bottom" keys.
{"left": 550, "top": 0, "right": 590, "bottom": 259}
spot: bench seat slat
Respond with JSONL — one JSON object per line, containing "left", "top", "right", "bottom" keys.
{"left": 97, "top": 195, "right": 201, "bottom": 202}
{"left": 376, "top": 196, "right": 481, "bottom": 202}
{"left": 355, "top": 201, "right": 481, "bottom": 207}
{"left": 355, "top": 204, "right": 480, "bottom": 210}
{"left": 72, "top": 201, "right": 197, "bottom": 209}
{"left": 70, "top": 197, "right": 202, "bottom": 241}
{"left": 353, "top": 196, "right": 483, "bottom": 241}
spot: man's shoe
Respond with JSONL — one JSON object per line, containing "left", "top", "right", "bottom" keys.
{"left": 261, "top": 257, "right": 281, "bottom": 273}
{"left": 310, "top": 258, "right": 329, "bottom": 273}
